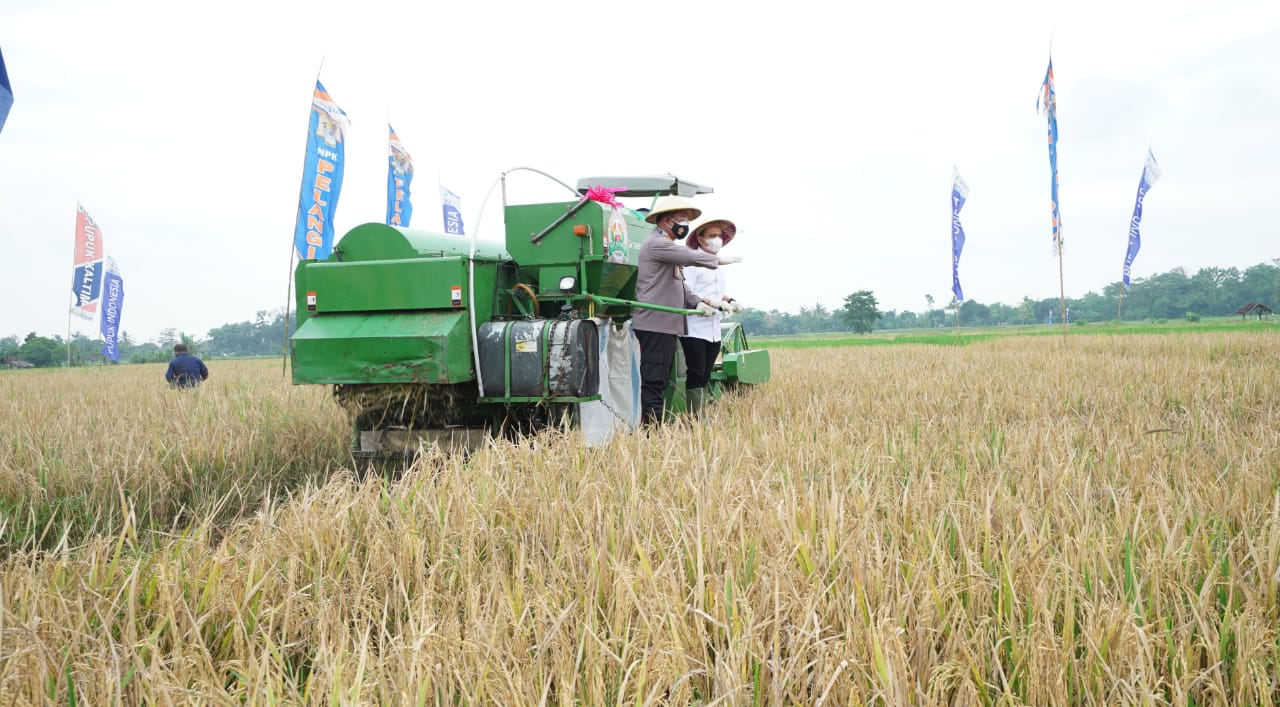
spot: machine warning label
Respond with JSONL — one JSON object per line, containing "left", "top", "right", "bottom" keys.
{"left": 306, "top": 291, "right": 317, "bottom": 312}
{"left": 451, "top": 286, "right": 462, "bottom": 306}
{"left": 515, "top": 339, "right": 537, "bottom": 353}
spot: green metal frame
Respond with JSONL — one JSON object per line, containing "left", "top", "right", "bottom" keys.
{"left": 712, "top": 321, "right": 771, "bottom": 392}
{"left": 290, "top": 225, "right": 504, "bottom": 385}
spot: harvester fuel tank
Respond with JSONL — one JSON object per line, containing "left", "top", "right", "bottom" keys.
{"left": 477, "top": 319, "right": 599, "bottom": 400}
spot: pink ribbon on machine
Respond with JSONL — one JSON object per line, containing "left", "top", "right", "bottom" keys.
{"left": 583, "top": 184, "right": 627, "bottom": 209}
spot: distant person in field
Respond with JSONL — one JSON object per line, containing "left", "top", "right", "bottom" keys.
{"left": 165, "top": 343, "right": 209, "bottom": 389}
{"left": 680, "top": 217, "right": 741, "bottom": 415}
{"left": 633, "top": 196, "right": 741, "bottom": 426}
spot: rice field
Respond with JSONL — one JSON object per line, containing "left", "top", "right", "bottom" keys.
{"left": 1, "top": 329, "right": 1278, "bottom": 704}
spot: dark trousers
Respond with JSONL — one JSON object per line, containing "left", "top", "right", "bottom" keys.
{"left": 680, "top": 337, "right": 719, "bottom": 390}
{"left": 635, "top": 329, "right": 677, "bottom": 425}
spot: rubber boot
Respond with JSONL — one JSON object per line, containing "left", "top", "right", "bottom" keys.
{"left": 687, "top": 387, "right": 707, "bottom": 416}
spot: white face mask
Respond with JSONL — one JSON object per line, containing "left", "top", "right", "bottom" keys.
{"left": 702, "top": 237, "right": 723, "bottom": 254}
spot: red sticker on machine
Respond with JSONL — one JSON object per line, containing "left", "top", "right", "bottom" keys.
{"left": 306, "top": 291, "right": 317, "bottom": 312}
{"left": 451, "top": 286, "right": 462, "bottom": 306}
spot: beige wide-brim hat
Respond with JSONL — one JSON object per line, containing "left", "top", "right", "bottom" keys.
{"left": 644, "top": 196, "right": 703, "bottom": 224}
{"left": 687, "top": 218, "right": 737, "bottom": 249}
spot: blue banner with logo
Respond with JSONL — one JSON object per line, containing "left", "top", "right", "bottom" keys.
{"left": 386, "top": 124, "right": 414, "bottom": 227}
{"left": 0, "top": 45, "right": 12, "bottom": 134}
{"left": 100, "top": 258, "right": 124, "bottom": 361}
{"left": 441, "top": 186, "right": 464, "bottom": 235}
{"left": 950, "top": 167, "right": 969, "bottom": 302}
{"left": 1037, "top": 58, "right": 1062, "bottom": 254}
{"left": 293, "top": 81, "right": 349, "bottom": 260}
{"left": 1122, "top": 150, "right": 1162, "bottom": 288}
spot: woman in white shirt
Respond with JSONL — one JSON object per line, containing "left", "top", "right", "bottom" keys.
{"left": 680, "top": 218, "right": 739, "bottom": 414}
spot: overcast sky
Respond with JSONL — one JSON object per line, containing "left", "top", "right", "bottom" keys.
{"left": 1, "top": 0, "right": 1277, "bottom": 342}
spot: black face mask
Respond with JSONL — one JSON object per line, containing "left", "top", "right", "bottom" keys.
{"left": 670, "top": 221, "right": 690, "bottom": 239}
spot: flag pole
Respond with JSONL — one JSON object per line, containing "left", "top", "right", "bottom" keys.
{"left": 1041, "top": 44, "right": 1067, "bottom": 337}
{"left": 1057, "top": 235, "right": 1067, "bottom": 334}
{"left": 281, "top": 250, "right": 295, "bottom": 376}
{"left": 1052, "top": 49, "right": 1067, "bottom": 336}
{"left": 67, "top": 200, "right": 76, "bottom": 367}
{"left": 282, "top": 58, "right": 325, "bottom": 377}
{"left": 385, "top": 108, "right": 391, "bottom": 224}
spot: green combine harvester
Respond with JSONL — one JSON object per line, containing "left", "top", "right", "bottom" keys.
{"left": 290, "top": 173, "right": 770, "bottom": 457}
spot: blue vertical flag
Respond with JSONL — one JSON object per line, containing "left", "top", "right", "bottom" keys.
{"left": 0, "top": 45, "right": 12, "bottom": 134}
{"left": 100, "top": 257, "right": 124, "bottom": 362}
{"left": 1037, "top": 58, "right": 1062, "bottom": 253}
{"left": 441, "top": 186, "right": 464, "bottom": 235}
{"left": 1122, "top": 150, "right": 1162, "bottom": 288}
{"left": 293, "top": 81, "right": 349, "bottom": 260}
{"left": 386, "top": 124, "right": 414, "bottom": 227}
{"left": 950, "top": 167, "right": 969, "bottom": 302}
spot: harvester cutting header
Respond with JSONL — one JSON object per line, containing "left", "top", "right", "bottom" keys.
{"left": 289, "top": 172, "right": 770, "bottom": 457}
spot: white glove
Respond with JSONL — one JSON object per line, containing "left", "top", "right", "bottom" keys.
{"left": 695, "top": 301, "right": 717, "bottom": 317}
{"left": 725, "top": 300, "right": 744, "bottom": 314}
{"left": 716, "top": 253, "right": 743, "bottom": 265}
{"left": 713, "top": 299, "right": 733, "bottom": 312}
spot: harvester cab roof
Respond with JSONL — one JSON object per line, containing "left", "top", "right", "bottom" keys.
{"left": 573, "top": 175, "right": 714, "bottom": 198}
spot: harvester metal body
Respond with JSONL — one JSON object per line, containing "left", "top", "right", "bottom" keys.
{"left": 290, "top": 174, "right": 770, "bottom": 456}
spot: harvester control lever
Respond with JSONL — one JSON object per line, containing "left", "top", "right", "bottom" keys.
{"left": 531, "top": 198, "right": 591, "bottom": 244}
{"left": 586, "top": 294, "right": 701, "bottom": 317}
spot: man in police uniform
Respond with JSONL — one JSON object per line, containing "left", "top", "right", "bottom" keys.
{"left": 632, "top": 196, "right": 741, "bottom": 425}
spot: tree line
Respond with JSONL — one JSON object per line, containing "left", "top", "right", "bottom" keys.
{"left": 739, "top": 260, "right": 1279, "bottom": 336}
{"left": 3, "top": 261, "right": 1276, "bottom": 367}
{"left": 1, "top": 311, "right": 296, "bottom": 368}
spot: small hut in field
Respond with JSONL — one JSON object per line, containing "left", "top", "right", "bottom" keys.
{"left": 1235, "top": 302, "right": 1274, "bottom": 320}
